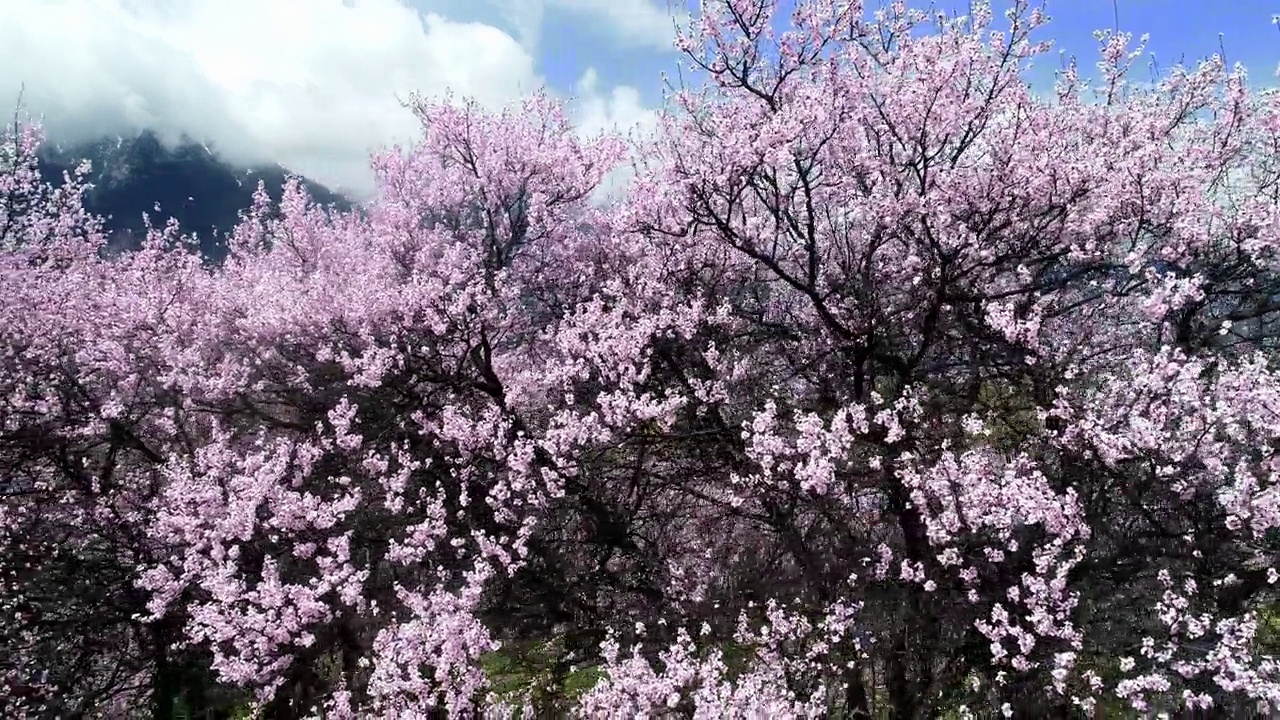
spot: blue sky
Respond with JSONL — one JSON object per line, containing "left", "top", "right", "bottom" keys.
{"left": 3, "top": 0, "right": 1276, "bottom": 197}
{"left": 403, "top": 0, "right": 692, "bottom": 103}
{"left": 1038, "top": 0, "right": 1277, "bottom": 71}
{"left": 496, "top": 0, "right": 1280, "bottom": 108}
{"left": 966, "top": 0, "right": 1280, "bottom": 90}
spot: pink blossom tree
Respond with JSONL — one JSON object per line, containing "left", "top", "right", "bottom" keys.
{"left": 129, "top": 92, "right": 639, "bottom": 717}
{"left": 0, "top": 118, "right": 224, "bottom": 717}
{"left": 5, "top": 0, "right": 1280, "bottom": 717}
{"left": 576, "top": 0, "right": 1280, "bottom": 716}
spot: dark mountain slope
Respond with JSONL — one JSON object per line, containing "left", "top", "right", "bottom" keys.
{"left": 38, "top": 130, "right": 352, "bottom": 261}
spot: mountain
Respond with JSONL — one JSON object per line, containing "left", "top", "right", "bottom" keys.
{"left": 37, "top": 130, "right": 352, "bottom": 261}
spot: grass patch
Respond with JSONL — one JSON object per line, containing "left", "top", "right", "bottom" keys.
{"left": 482, "top": 638, "right": 605, "bottom": 713}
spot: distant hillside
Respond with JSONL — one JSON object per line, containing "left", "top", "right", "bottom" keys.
{"left": 38, "top": 130, "right": 352, "bottom": 261}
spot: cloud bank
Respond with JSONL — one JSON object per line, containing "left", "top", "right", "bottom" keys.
{"left": 549, "top": 0, "right": 686, "bottom": 52}
{"left": 1, "top": 0, "right": 665, "bottom": 199}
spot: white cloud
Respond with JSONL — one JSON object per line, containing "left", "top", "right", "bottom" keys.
{"left": 0, "top": 0, "right": 542, "bottom": 198}
{"left": 570, "top": 67, "right": 662, "bottom": 202}
{"left": 488, "top": 0, "right": 547, "bottom": 55}
{"left": 431, "top": 0, "right": 685, "bottom": 56}
{"left": 572, "top": 67, "right": 660, "bottom": 140}
{"left": 1, "top": 0, "right": 665, "bottom": 201}
{"left": 549, "top": 0, "right": 686, "bottom": 52}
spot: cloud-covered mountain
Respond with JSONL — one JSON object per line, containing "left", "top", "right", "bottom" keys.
{"left": 37, "top": 130, "right": 351, "bottom": 261}
{"left": 3, "top": 2, "right": 669, "bottom": 201}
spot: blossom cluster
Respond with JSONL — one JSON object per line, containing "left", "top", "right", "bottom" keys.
{"left": 4, "top": 1, "right": 1280, "bottom": 717}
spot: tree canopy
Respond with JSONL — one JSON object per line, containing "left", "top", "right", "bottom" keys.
{"left": 4, "top": 1, "right": 1280, "bottom": 717}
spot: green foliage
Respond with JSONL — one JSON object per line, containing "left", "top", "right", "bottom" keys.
{"left": 974, "top": 379, "right": 1042, "bottom": 450}
{"left": 482, "top": 637, "right": 605, "bottom": 715}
